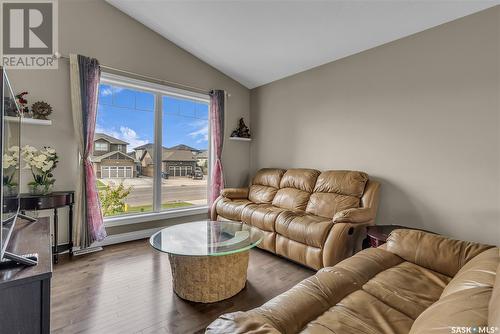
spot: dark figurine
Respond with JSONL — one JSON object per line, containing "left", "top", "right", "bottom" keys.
{"left": 231, "top": 118, "right": 250, "bottom": 138}
{"left": 230, "top": 118, "right": 251, "bottom": 138}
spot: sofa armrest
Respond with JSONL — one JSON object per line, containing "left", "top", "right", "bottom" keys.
{"left": 323, "top": 221, "right": 371, "bottom": 267}
{"left": 333, "top": 207, "right": 374, "bottom": 224}
{"left": 206, "top": 311, "right": 281, "bottom": 334}
{"left": 221, "top": 187, "right": 249, "bottom": 199}
{"left": 386, "top": 229, "right": 493, "bottom": 277}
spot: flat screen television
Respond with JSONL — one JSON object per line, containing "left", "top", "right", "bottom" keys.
{"left": 0, "top": 66, "right": 22, "bottom": 264}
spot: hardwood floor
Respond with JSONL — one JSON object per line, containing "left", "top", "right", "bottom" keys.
{"left": 51, "top": 239, "right": 313, "bottom": 334}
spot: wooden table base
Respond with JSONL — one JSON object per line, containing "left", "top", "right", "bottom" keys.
{"left": 168, "top": 251, "right": 249, "bottom": 303}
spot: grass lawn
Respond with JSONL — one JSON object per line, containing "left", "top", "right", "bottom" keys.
{"left": 102, "top": 202, "right": 193, "bottom": 217}
{"left": 118, "top": 201, "right": 194, "bottom": 215}
{"left": 96, "top": 180, "right": 106, "bottom": 189}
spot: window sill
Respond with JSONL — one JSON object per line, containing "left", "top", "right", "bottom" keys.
{"left": 103, "top": 206, "right": 209, "bottom": 227}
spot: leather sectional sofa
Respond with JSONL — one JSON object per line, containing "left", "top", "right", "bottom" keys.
{"left": 210, "top": 168, "right": 380, "bottom": 270}
{"left": 207, "top": 229, "right": 499, "bottom": 334}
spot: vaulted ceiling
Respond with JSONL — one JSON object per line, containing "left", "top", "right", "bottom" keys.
{"left": 107, "top": 0, "right": 499, "bottom": 88}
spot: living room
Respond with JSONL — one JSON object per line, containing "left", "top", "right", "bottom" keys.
{"left": 0, "top": 1, "right": 498, "bottom": 333}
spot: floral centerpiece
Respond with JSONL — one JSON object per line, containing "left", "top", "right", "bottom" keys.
{"left": 21, "top": 145, "right": 58, "bottom": 195}
{"left": 2, "top": 146, "right": 19, "bottom": 196}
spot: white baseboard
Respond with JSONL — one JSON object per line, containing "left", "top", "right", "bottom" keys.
{"left": 93, "top": 227, "right": 163, "bottom": 247}
{"left": 73, "top": 246, "right": 103, "bottom": 256}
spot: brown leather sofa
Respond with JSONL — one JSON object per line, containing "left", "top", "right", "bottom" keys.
{"left": 207, "top": 229, "right": 500, "bottom": 334}
{"left": 210, "top": 168, "right": 380, "bottom": 269}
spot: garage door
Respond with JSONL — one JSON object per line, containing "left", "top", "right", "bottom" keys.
{"left": 101, "top": 166, "right": 133, "bottom": 179}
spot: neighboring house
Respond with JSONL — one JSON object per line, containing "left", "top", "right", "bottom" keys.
{"left": 168, "top": 144, "right": 200, "bottom": 153}
{"left": 134, "top": 143, "right": 158, "bottom": 177}
{"left": 162, "top": 149, "right": 198, "bottom": 177}
{"left": 196, "top": 150, "right": 208, "bottom": 173}
{"left": 91, "top": 133, "right": 138, "bottom": 178}
{"left": 135, "top": 143, "right": 200, "bottom": 177}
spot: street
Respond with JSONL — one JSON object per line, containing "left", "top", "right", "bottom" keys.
{"left": 100, "top": 177, "right": 208, "bottom": 206}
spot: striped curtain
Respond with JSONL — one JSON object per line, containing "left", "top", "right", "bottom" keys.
{"left": 70, "top": 54, "right": 106, "bottom": 249}
{"left": 208, "top": 90, "right": 225, "bottom": 208}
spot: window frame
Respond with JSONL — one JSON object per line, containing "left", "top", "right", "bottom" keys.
{"left": 99, "top": 72, "right": 211, "bottom": 227}
{"left": 95, "top": 141, "right": 109, "bottom": 151}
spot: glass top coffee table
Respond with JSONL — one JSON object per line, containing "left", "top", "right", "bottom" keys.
{"left": 150, "top": 220, "right": 263, "bottom": 303}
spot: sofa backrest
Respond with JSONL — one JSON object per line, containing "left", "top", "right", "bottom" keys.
{"left": 305, "top": 170, "right": 368, "bottom": 218}
{"left": 386, "top": 229, "right": 493, "bottom": 277}
{"left": 271, "top": 169, "right": 320, "bottom": 210}
{"left": 248, "top": 168, "right": 286, "bottom": 204}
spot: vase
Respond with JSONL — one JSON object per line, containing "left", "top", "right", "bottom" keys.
{"left": 29, "top": 183, "right": 53, "bottom": 195}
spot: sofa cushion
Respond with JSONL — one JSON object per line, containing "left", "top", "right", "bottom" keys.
{"left": 386, "top": 229, "right": 494, "bottom": 277}
{"left": 306, "top": 192, "right": 360, "bottom": 219}
{"left": 241, "top": 204, "right": 287, "bottom": 232}
{"left": 248, "top": 168, "right": 286, "bottom": 204}
{"left": 302, "top": 290, "right": 414, "bottom": 334}
{"left": 276, "top": 235, "right": 323, "bottom": 270}
{"left": 305, "top": 170, "right": 368, "bottom": 218}
{"left": 271, "top": 188, "right": 311, "bottom": 211}
{"left": 362, "top": 261, "right": 451, "bottom": 320}
{"left": 279, "top": 169, "right": 320, "bottom": 192}
{"left": 272, "top": 169, "right": 320, "bottom": 210}
{"left": 275, "top": 211, "right": 333, "bottom": 248}
{"left": 313, "top": 170, "right": 368, "bottom": 197}
{"left": 215, "top": 198, "right": 252, "bottom": 221}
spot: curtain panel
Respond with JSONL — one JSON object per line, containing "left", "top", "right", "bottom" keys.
{"left": 208, "top": 90, "right": 225, "bottom": 208}
{"left": 70, "top": 54, "right": 107, "bottom": 249}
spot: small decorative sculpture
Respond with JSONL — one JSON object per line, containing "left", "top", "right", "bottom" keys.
{"left": 15, "top": 91, "right": 29, "bottom": 115}
{"left": 31, "top": 101, "right": 53, "bottom": 120}
{"left": 230, "top": 118, "right": 251, "bottom": 138}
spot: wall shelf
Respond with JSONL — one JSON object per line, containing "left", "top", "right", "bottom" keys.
{"left": 5, "top": 116, "right": 52, "bottom": 126}
{"left": 229, "top": 137, "right": 251, "bottom": 142}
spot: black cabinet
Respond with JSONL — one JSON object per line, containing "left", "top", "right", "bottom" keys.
{"left": 0, "top": 217, "right": 52, "bottom": 334}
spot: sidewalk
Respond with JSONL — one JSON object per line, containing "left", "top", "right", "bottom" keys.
{"left": 101, "top": 176, "right": 207, "bottom": 189}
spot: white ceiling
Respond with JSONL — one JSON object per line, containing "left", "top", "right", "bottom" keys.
{"left": 106, "top": 0, "right": 499, "bottom": 89}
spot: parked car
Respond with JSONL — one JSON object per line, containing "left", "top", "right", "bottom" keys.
{"left": 161, "top": 171, "right": 169, "bottom": 179}
{"left": 193, "top": 167, "right": 203, "bottom": 180}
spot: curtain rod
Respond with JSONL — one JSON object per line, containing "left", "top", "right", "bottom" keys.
{"left": 54, "top": 53, "right": 230, "bottom": 96}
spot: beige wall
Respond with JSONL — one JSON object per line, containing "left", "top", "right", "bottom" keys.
{"left": 7, "top": 0, "right": 251, "bottom": 240}
{"left": 250, "top": 7, "right": 500, "bottom": 245}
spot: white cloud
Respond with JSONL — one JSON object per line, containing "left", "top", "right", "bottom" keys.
{"left": 95, "top": 125, "right": 149, "bottom": 151}
{"left": 188, "top": 119, "right": 209, "bottom": 143}
{"left": 119, "top": 126, "right": 148, "bottom": 149}
{"left": 100, "top": 86, "right": 124, "bottom": 97}
{"left": 101, "top": 88, "right": 112, "bottom": 96}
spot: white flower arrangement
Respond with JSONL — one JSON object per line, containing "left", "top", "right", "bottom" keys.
{"left": 2, "top": 146, "right": 20, "bottom": 190}
{"left": 3, "top": 146, "right": 19, "bottom": 169}
{"left": 21, "top": 145, "right": 59, "bottom": 193}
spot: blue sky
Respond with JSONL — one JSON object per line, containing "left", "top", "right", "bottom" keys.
{"left": 96, "top": 84, "right": 209, "bottom": 152}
